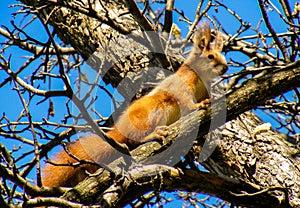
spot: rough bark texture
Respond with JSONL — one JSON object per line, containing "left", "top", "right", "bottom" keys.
{"left": 20, "top": 0, "right": 183, "bottom": 99}
{"left": 212, "top": 111, "right": 300, "bottom": 206}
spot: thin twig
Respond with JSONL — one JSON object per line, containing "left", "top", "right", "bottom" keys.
{"left": 258, "top": 0, "right": 289, "bottom": 61}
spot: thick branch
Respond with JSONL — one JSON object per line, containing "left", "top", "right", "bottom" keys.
{"left": 115, "top": 166, "right": 283, "bottom": 208}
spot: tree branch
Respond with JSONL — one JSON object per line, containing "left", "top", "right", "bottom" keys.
{"left": 0, "top": 27, "right": 75, "bottom": 55}
{"left": 258, "top": 0, "right": 289, "bottom": 60}
{"left": 104, "top": 165, "right": 282, "bottom": 208}
{"left": 162, "top": 0, "right": 174, "bottom": 34}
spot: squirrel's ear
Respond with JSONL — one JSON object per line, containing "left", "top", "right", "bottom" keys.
{"left": 211, "top": 31, "right": 224, "bottom": 52}
{"left": 193, "top": 21, "right": 211, "bottom": 51}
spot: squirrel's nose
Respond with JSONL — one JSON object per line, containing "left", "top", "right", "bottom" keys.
{"left": 217, "top": 65, "right": 228, "bottom": 75}
{"left": 223, "top": 65, "right": 228, "bottom": 73}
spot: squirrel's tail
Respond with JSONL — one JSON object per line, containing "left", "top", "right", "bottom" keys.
{"left": 42, "top": 134, "right": 121, "bottom": 187}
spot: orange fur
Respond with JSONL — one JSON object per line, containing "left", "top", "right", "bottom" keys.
{"left": 42, "top": 22, "right": 228, "bottom": 187}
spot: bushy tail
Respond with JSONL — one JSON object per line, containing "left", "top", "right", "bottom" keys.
{"left": 42, "top": 134, "right": 121, "bottom": 187}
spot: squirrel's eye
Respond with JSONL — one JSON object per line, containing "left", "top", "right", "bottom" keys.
{"left": 208, "top": 54, "right": 215, "bottom": 59}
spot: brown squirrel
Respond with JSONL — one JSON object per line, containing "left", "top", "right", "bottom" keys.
{"left": 42, "top": 22, "right": 228, "bottom": 187}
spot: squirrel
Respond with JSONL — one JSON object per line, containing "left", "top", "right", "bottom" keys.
{"left": 42, "top": 22, "right": 228, "bottom": 187}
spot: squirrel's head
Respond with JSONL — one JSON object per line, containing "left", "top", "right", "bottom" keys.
{"left": 186, "top": 21, "right": 228, "bottom": 80}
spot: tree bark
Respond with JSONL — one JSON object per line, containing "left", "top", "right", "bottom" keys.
{"left": 20, "top": 0, "right": 183, "bottom": 99}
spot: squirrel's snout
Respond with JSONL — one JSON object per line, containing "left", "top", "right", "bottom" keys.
{"left": 215, "top": 64, "right": 228, "bottom": 75}
{"left": 222, "top": 65, "right": 228, "bottom": 73}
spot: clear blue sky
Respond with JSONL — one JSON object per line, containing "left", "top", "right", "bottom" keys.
{"left": 0, "top": 0, "right": 297, "bottom": 207}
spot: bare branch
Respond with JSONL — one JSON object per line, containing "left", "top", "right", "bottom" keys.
{"left": 0, "top": 28, "right": 75, "bottom": 55}
{"left": 162, "top": 0, "right": 174, "bottom": 34}
{"left": 258, "top": 0, "right": 289, "bottom": 60}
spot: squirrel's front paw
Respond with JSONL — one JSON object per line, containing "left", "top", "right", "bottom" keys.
{"left": 196, "top": 98, "right": 211, "bottom": 109}
{"left": 141, "top": 126, "right": 169, "bottom": 144}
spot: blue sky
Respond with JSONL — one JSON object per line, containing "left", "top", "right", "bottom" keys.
{"left": 0, "top": 0, "right": 298, "bottom": 207}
